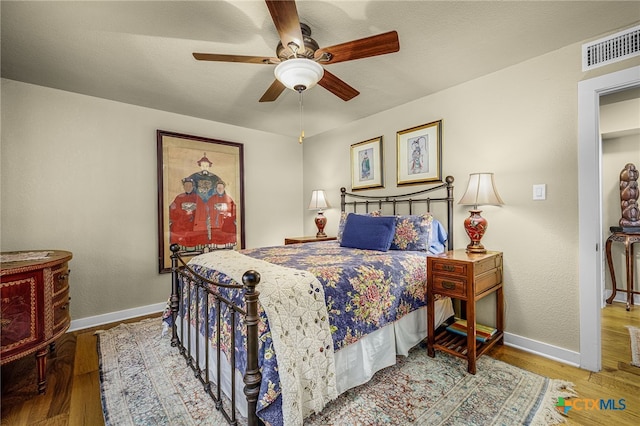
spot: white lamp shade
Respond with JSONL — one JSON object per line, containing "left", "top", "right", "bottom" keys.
{"left": 458, "top": 173, "right": 504, "bottom": 208}
{"left": 308, "top": 190, "right": 330, "bottom": 210}
{"left": 274, "top": 58, "right": 324, "bottom": 91}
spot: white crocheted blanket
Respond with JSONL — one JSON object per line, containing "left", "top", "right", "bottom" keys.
{"left": 190, "top": 250, "right": 338, "bottom": 425}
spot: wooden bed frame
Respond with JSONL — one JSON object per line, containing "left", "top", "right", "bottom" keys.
{"left": 168, "top": 176, "right": 454, "bottom": 426}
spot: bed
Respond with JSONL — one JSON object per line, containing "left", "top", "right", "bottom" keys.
{"left": 167, "top": 176, "right": 455, "bottom": 426}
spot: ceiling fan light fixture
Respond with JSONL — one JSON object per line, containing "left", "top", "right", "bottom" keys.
{"left": 274, "top": 58, "right": 324, "bottom": 92}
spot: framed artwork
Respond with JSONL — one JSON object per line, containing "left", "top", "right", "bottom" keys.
{"left": 350, "top": 136, "right": 384, "bottom": 190}
{"left": 396, "top": 120, "right": 442, "bottom": 185}
{"left": 157, "top": 130, "right": 245, "bottom": 273}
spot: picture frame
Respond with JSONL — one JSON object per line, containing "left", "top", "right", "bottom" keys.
{"left": 350, "top": 136, "right": 384, "bottom": 190}
{"left": 157, "top": 130, "right": 245, "bottom": 273}
{"left": 396, "top": 120, "right": 442, "bottom": 185}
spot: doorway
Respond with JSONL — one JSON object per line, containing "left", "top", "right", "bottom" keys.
{"left": 578, "top": 65, "right": 640, "bottom": 372}
{"left": 601, "top": 90, "right": 640, "bottom": 307}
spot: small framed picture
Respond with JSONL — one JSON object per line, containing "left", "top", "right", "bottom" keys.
{"left": 351, "top": 136, "right": 384, "bottom": 190}
{"left": 396, "top": 120, "right": 442, "bottom": 185}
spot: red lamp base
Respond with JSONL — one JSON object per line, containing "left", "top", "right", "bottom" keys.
{"left": 315, "top": 212, "right": 327, "bottom": 237}
{"left": 464, "top": 209, "right": 488, "bottom": 253}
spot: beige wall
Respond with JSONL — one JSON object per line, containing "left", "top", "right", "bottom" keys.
{"left": 302, "top": 42, "right": 640, "bottom": 354}
{"left": 0, "top": 79, "right": 303, "bottom": 322}
{"left": 2, "top": 40, "right": 639, "bottom": 358}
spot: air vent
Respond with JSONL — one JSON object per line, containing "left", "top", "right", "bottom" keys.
{"left": 582, "top": 24, "right": 640, "bottom": 71}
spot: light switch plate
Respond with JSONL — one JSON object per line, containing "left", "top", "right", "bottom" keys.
{"left": 533, "top": 184, "right": 546, "bottom": 200}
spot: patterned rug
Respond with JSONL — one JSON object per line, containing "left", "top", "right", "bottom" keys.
{"left": 627, "top": 325, "right": 640, "bottom": 367}
{"left": 98, "top": 318, "right": 575, "bottom": 425}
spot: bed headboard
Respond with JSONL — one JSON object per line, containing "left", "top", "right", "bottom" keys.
{"left": 340, "top": 176, "right": 454, "bottom": 251}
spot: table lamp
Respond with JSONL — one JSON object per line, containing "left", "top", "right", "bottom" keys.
{"left": 458, "top": 173, "right": 504, "bottom": 253}
{"left": 308, "top": 190, "right": 330, "bottom": 237}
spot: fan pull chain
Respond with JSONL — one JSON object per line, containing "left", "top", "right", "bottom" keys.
{"left": 298, "top": 90, "right": 305, "bottom": 144}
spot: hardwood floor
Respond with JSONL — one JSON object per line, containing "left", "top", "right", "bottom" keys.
{"left": 1, "top": 306, "right": 639, "bottom": 425}
{"left": 1, "top": 314, "right": 158, "bottom": 426}
{"left": 489, "top": 302, "right": 640, "bottom": 425}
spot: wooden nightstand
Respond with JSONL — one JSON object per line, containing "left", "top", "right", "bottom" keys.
{"left": 284, "top": 236, "right": 337, "bottom": 245}
{"left": 427, "top": 249, "right": 504, "bottom": 374}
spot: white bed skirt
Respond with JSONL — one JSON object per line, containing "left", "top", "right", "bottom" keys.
{"left": 176, "top": 297, "right": 454, "bottom": 418}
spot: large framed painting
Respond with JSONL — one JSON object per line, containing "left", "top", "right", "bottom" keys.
{"left": 396, "top": 120, "right": 442, "bottom": 185}
{"left": 157, "top": 130, "right": 245, "bottom": 273}
{"left": 350, "top": 136, "right": 384, "bottom": 190}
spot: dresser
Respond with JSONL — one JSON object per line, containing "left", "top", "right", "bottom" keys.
{"left": 1, "top": 250, "right": 72, "bottom": 393}
{"left": 426, "top": 250, "right": 503, "bottom": 374}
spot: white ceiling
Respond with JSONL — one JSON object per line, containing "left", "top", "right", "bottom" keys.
{"left": 2, "top": 1, "right": 639, "bottom": 138}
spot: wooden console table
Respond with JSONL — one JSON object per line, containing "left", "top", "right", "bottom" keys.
{"left": 0, "top": 250, "right": 72, "bottom": 393}
{"left": 605, "top": 229, "right": 640, "bottom": 311}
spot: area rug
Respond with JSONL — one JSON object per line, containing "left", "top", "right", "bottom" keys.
{"left": 98, "top": 318, "right": 576, "bottom": 425}
{"left": 627, "top": 325, "right": 640, "bottom": 367}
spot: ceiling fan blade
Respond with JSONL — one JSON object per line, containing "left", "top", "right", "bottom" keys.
{"left": 315, "top": 31, "right": 400, "bottom": 65}
{"left": 265, "top": 0, "right": 305, "bottom": 54}
{"left": 259, "top": 79, "right": 286, "bottom": 102}
{"left": 318, "top": 70, "right": 359, "bottom": 101}
{"left": 193, "top": 53, "right": 278, "bottom": 65}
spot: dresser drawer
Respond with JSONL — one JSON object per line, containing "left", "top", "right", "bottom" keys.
{"left": 431, "top": 259, "right": 467, "bottom": 276}
{"left": 53, "top": 263, "right": 70, "bottom": 293}
{"left": 432, "top": 274, "right": 467, "bottom": 298}
{"left": 53, "top": 286, "right": 71, "bottom": 334}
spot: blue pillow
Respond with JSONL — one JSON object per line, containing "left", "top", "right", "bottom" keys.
{"left": 340, "top": 214, "right": 397, "bottom": 251}
{"left": 336, "top": 211, "right": 381, "bottom": 243}
{"left": 428, "top": 219, "right": 448, "bottom": 254}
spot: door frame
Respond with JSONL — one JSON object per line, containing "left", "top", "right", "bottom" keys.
{"left": 578, "top": 65, "right": 640, "bottom": 371}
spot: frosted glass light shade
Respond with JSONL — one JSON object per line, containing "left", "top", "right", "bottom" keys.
{"left": 274, "top": 58, "right": 324, "bottom": 91}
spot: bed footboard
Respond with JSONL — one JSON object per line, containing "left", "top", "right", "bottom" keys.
{"left": 169, "top": 244, "right": 262, "bottom": 426}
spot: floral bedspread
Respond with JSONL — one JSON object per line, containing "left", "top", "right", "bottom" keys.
{"left": 176, "top": 241, "right": 433, "bottom": 426}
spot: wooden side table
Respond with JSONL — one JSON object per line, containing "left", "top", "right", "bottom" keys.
{"left": 605, "top": 229, "right": 640, "bottom": 311}
{"left": 427, "top": 250, "right": 504, "bottom": 374}
{"left": 284, "top": 236, "right": 337, "bottom": 245}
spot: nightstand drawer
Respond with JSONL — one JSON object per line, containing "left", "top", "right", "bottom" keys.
{"left": 474, "top": 254, "right": 502, "bottom": 276}
{"left": 475, "top": 268, "right": 502, "bottom": 295}
{"left": 431, "top": 259, "right": 467, "bottom": 276}
{"left": 432, "top": 274, "right": 467, "bottom": 297}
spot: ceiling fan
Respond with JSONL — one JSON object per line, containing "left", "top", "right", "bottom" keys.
{"left": 192, "top": 0, "right": 400, "bottom": 103}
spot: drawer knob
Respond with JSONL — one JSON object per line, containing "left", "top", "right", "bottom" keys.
{"left": 443, "top": 265, "right": 455, "bottom": 272}
{"left": 442, "top": 281, "right": 456, "bottom": 290}
{"left": 58, "top": 273, "right": 69, "bottom": 280}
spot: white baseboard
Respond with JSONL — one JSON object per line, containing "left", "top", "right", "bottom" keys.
{"left": 68, "top": 302, "right": 166, "bottom": 332}
{"left": 503, "top": 332, "right": 581, "bottom": 367}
